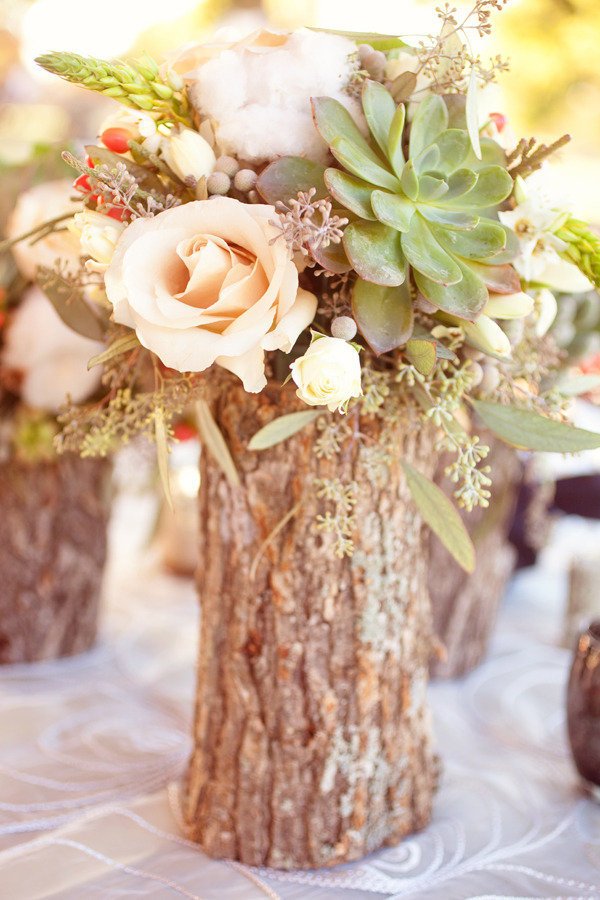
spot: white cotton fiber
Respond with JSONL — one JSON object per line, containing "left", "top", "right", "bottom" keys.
{"left": 187, "top": 30, "right": 362, "bottom": 164}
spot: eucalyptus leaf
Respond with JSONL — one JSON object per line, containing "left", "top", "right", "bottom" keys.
{"left": 196, "top": 400, "right": 240, "bottom": 486}
{"left": 352, "top": 278, "right": 413, "bottom": 354}
{"left": 405, "top": 338, "right": 436, "bottom": 375}
{"left": 401, "top": 460, "right": 475, "bottom": 573}
{"left": 88, "top": 333, "right": 139, "bottom": 370}
{"left": 37, "top": 265, "right": 107, "bottom": 341}
{"left": 472, "top": 399, "right": 600, "bottom": 452}
{"left": 248, "top": 409, "right": 320, "bottom": 451}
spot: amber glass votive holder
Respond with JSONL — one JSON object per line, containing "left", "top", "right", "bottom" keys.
{"left": 567, "top": 620, "right": 600, "bottom": 801}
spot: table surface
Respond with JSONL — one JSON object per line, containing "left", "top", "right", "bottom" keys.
{"left": 1, "top": 489, "right": 599, "bottom": 900}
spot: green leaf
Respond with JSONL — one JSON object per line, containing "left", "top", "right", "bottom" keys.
{"left": 400, "top": 159, "right": 419, "bottom": 201}
{"left": 324, "top": 169, "right": 376, "bottom": 220}
{"left": 87, "top": 333, "right": 139, "bottom": 369}
{"left": 371, "top": 189, "right": 415, "bottom": 232}
{"left": 413, "top": 144, "right": 441, "bottom": 176}
{"left": 471, "top": 399, "right": 600, "bottom": 452}
{"left": 409, "top": 94, "right": 449, "bottom": 160}
{"left": 312, "top": 96, "right": 382, "bottom": 166}
{"left": 352, "top": 278, "right": 413, "bottom": 354}
{"left": 418, "top": 205, "right": 479, "bottom": 229}
{"left": 448, "top": 165, "right": 512, "bottom": 209}
{"left": 310, "top": 239, "right": 352, "bottom": 274}
{"left": 196, "top": 399, "right": 240, "bottom": 486}
{"left": 417, "top": 174, "right": 449, "bottom": 202}
{"left": 154, "top": 409, "right": 172, "bottom": 510}
{"left": 467, "top": 261, "right": 521, "bottom": 294}
{"left": 465, "top": 67, "right": 481, "bottom": 160}
{"left": 433, "top": 129, "right": 470, "bottom": 175}
{"left": 415, "top": 259, "right": 488, "bottom": 319}
{"left": 401, "top": 460, "right": 475, "bottom": 573}
{"left": 431, "top": 219, "right": 507, "bottom": 261}
{"left": 343, "top": 220, "right": 406, "bottom": 286}
{"left": 387, "top": 103, "right": 406, "bottom": 177}
{"left": 402, "top": 214, "right": 463, "bottom": 285}
{"left": 443, "top": 168, "right": 478, "bottom": 201}
{"left": 248, "top": 409, "right": 320, "bottom": 450}
{"left": 331, "top": 136, "right": 400, "bottom": 192}
{"left": 256, "top": 156, "right": 327, "bottom": 204}
{"left": 362, "top": 80, "right": 396, "bottom": 155}
{"left": 37, "top": 266, "right": 107, "bottom": 341}
{"left": 308, "top": 27, "right": 408, "bottom": 52}
{"left": 405, "top": 338, "right": 436, "bottom": 375}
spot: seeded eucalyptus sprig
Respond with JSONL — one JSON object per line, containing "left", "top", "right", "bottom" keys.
{"left": 36, "top": 51, "right": 192, "bottom": 126}
{"left": 555, "top": 218, "right": 600, "bottom": 290}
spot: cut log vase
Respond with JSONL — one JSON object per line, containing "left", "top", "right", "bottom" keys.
{"left": 0, "top": 454, "right": 111, "bottom": 664}
{"left": 185, "top": 383, "right": 439, "bottom": 869}
{"left": 429, "top": 438, "right": 521, "bottom": 679}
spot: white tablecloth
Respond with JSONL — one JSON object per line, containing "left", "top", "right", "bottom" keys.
{"left": 1, "top": 493, "right": 599, "bottom": 899}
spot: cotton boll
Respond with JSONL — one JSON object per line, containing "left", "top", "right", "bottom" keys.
{"left": 1, "top": 286, "right": 103, "bottom": 412}
{"left": 186, "top": 29, "right": 361, "bottom": 164}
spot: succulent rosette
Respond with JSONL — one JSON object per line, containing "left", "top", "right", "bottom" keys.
{"left": 25, "top": 12, "right": 600, "bottom": 565}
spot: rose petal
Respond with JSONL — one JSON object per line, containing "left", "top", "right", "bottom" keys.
{"left": 261, "top": 288, "right": 317, "bottom": 352}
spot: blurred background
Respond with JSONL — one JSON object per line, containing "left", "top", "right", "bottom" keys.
{"left": 0, "top": 0, "right": 599, "bottom": 222}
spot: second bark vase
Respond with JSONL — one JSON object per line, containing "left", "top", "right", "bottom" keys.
{"left": 184, "top": 383, "right": 438, "bottom": 869}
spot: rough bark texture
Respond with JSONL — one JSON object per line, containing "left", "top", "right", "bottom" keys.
{"left": 429, "top": 438, "right": 521, "bottom": 679}
{"left": 0, "top": 454, "right": 111, "bottom": 664}
{"left": 185, "top": 383, "right": 438, "bottom": 869}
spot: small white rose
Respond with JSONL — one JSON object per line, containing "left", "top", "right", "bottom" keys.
{"left": 69, "top": 210, "right": 126, "bottom": 273}
{"left": 291, "top": 336, "right": 362, "bottom": 413}
{"left": 160, "top": 127, "right": 216, "bottom": 182}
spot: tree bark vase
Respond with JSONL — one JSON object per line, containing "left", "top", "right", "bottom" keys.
{"left": 184, "top": 384, "right": 439, "bottom": 869}
{"left": 0, "top": 454, "right": 111, "bottom": 664}
{"left": 429, "top": 439, "right": 521, "bottom": 679}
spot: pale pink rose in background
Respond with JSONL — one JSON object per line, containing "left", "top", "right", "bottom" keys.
{"left": 104, "top": 196, "right": 317, "bottom": 392}
{"left": 6, "top": 180, "right": 82, "bottom": 281}
{"left": 1, "top": 286, "right": 103, "bottom": 412}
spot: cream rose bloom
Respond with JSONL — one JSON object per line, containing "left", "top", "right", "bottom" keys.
{"left": 1, "top": 286, "right": 103, "bottom": 412}
{"left": 69, "top": 209, "right": 126, "bottom": 273}
{"left": 291, "top": 336, "right": 362, "bottom": 412}
{"left": 6, "top": 180, "right": 81, "bottom": 281}
{"left": 104, "top": 196, "right": 317, "bottom": 392}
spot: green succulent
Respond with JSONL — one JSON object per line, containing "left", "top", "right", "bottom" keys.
{"left": 258, "top": 82, "right": 519, "bottom": 354}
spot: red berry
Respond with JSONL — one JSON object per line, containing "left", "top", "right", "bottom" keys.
{"left": 0, "top": 310, "right": 6, "bottom": 329}
{"left": 74, "top": 173, "right": 91, "bottom": 193}
{"left": 173, "top": 422, "right": 198, "bottom": 442}
{"left": 85, "top": 155, "right": 95, "bottom": 168}
{"left": 106, "top": 206, "right": 127, "bottom": 221}
{"left": 100, "top": 127, "right": 133, "bottom": 154}
{"left": 489, "top": 112, "right": 507, "bottom": 133}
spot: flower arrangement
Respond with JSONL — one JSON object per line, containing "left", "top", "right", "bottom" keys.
{"left": 28, "top": 0, "right": 600, "bottom": 570}
{"left": 0, "top": 179, "right": 104, "bottom": 461}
